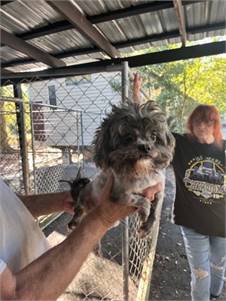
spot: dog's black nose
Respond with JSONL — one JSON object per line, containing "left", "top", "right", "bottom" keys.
{"left": 138, "top": 144, "right": 150, "bottom": 153}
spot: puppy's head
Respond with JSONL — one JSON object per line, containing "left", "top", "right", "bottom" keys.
{"left": 93, "top": 100, "right": 175, "bottom": 175}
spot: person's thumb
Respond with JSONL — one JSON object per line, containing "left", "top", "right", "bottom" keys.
{"left": 143, "top": 182, "right": 163, "bottom": 201}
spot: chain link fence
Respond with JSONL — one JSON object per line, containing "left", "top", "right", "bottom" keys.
{"left": 0, "top": 64, "right": 163, "bottom": 300}
{"left": 0, "top": 96, "right": 22, "bottom": 190}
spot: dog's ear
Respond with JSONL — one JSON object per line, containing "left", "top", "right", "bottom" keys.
{"left": 93, "top": 118, "right": 112, "bottom": 169}
{"left": 166, "top": 128, "right": 175, "bottom": 150}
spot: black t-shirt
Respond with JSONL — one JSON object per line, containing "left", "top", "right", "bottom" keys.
{"left": 172, "top": 133, "right": 226, "bottom": 237}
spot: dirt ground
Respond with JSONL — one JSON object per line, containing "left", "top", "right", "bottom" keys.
{"left": 44, "top": 167, "right": 226, "bottom": 301}
{"left": 149, "top": 169, "right": 226, "bottom": 301}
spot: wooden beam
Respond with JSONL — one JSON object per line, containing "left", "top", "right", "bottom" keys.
{"left": 173, "top": 0, "right": 187, "bottom": 46}
{"left": 17, "top": 20, "right": 73, "bottom": 40}
{"left": 1, "top": 41, "right": 225, "bottom": 85}
{"left": 0, "top": 28, "right": 66, "bottom": 67}
{"left": 2, "top": 21, "right": 225, "bottom": 69}
{"left": 1, "top": 68, "right": 15, "bottom": 75}
{"left": 90, "top": 1, "right": 204, "bottom": 23}
{"left": 7, "top": 1, "right": 202, "bottom": 41}
{"left": 0, "top": 1, "right": 14, "bottom": 6}
{"left": 46, "top": 0, "right": 119, "bottom": 59}
{"left": 91, "top": 1, "right": 174, "bottom": 23}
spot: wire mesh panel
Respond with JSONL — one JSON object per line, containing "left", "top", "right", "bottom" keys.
{"left": 29, "top": 103, "right": 83, "bottom": 193}
{"left": 1, "top": 66, "right": 162, "bottom": 301}
{"left": 0, "top": 95, "right": 23, "bottom": 191}
{"left": 129, "top": 214, "right": 150, "bottom": 281}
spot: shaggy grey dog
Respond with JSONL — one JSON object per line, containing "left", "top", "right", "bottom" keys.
{"left": 72, "top": 100, "right": 175, "bottom": 237}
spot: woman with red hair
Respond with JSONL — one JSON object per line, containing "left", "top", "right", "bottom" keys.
{"left": 133, "top": 74, "right": 226, "bottom": 301}
{"left": 187, "top": 104, "right": 223, "bottom": 146}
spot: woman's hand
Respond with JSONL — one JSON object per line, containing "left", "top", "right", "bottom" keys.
{"left": 133, "top": 72, "right": 142, "bottom": 103}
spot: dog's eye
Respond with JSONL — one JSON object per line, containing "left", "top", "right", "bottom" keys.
{"left": 123, "top": 135, "right": 134, "bottom": 144}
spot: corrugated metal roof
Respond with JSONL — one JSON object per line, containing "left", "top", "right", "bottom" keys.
{"left": 29, "top": 29, "right": 91, "bottom": 52}
{"left": 0, "top": 0, "right": 62, "bottom": 33}
{"left": 0, "top": 0, "right": 225, "bottom": 73}
{"left": 77, "top": 0, "right": 150, "bottom": 16}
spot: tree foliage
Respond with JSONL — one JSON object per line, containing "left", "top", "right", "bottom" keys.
{"left": 0, "top": 85, "right": 31, "bottom": 153}
{"left": 137, "top": 55, "right": 226, "bottom": 132}
{"left": 0, "top": 86, "right": 16, "bottom": 152}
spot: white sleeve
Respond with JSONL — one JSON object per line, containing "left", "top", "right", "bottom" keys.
{"left": 0, "top": 259, "right": 7, "bottom": 274}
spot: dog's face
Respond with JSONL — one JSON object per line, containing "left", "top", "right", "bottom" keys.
{"left": 93, "top": 100, "right": 175, "bottom": 176}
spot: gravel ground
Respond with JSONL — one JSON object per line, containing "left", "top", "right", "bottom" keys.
{"left": 44, "top": 214, "right": 136, "bottom": 301}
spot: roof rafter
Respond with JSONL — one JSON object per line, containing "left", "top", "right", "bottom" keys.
{"left": 2, "top": 21, "right": 225, "bottom": 69}
{"left": 1, "top": 41, "right": 225, "bottom": 85}
{"left": 173, "top": 0, "right": 187, "bottom": 46}
{"left": 0, "top": 1, "right": 14, "bottom": 6}
{"left": 46, "top": 0, "right": 119, "bottom": 59}
{"left": 2, "top": 1, "right": 203, "bottom": 41}
{"left": 1, "top": 68, "right": 15, "bottom": 75}
{"left": 0, "top": 28, "right": 66, "bottom": 67}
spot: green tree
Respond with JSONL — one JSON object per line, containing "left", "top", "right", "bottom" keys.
{"left": 0, "top": 86, "right": 16, "bottom": 153}
{"left": 137, "top": 55, "right": 226, "bottom": 132}
{"left": 0, "top": 85, "right": 31, "bottom": 153}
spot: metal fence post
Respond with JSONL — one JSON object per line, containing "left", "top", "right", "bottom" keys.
{"left": 80, "top": 111, "right": 85, "bottom": 169}
{"left": 13, "top": 84, "right": 30, "bottom": 194}
{"left": 29, "top": 102, "right": 37, "bottom": 193}
{"left": 122, "top": 61, "right": 129, "bottom": 301}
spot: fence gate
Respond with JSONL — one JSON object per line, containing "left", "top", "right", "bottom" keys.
{"left": 0, "top": 62, "right": 163, "bottom": 301}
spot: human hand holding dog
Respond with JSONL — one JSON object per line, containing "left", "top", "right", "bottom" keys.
{"left": 62, "top": 192, "right": 75, "bottom": 214}
{"left": 93, "top": 172, "right": 163, "bottom": 228}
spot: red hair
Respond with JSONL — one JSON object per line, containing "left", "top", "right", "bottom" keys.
{"left": 187, "top": 105, "right": 223, "bottom": 146}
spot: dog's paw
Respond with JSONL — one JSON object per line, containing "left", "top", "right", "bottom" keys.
{"left": 138, "top": 214, "right": 156, "bottom": 238}
{"left": 138, "top": 227, "right": 149, "bottom": 239}
{"left": 138, "top": 224, "right": 153, "bottom": 238}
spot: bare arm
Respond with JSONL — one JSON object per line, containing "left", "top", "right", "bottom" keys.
{"left": 0, "top": 210, "right": 109, "bottom": 300}
{"left": 1, "top": 177, "right": 162, "bottom": 300}
{"left": 18, "top": 211, "right": 109, "bottom": 300}
{"left": 133, "top": 73, "right": 143, "bottom": 103}
{"left": 19, "top": 191, "right": 74, "bottom": 218}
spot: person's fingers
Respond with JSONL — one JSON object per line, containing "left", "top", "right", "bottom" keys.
{"left": 142, "top": 182, "right": 163, "bottom": 201}
{"left": 133, "top": 73, "right": 138, "bottom": 83}
{"left": 135, "top": 72, "right": 141, "bottom": 80}
{"left": 133, "top": 72, "right": 141, "bottom": 81}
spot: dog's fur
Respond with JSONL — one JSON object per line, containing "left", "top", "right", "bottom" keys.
{"left": 72, "top": 100, "right": 175, "bottom": 237}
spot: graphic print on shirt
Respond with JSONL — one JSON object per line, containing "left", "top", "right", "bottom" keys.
{"left": 183, "top": 156, "right": 224, "bottom": 204}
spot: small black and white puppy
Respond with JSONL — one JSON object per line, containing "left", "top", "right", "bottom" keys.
{"left": 68, "top": 100, "right": 175, "bottom": 237}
